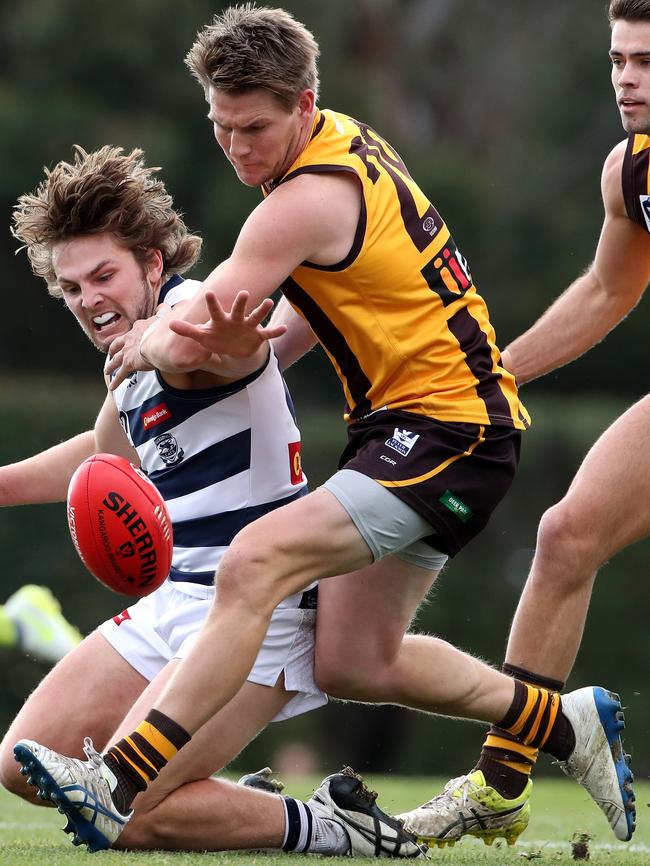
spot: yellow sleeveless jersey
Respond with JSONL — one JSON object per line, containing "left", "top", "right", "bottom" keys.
{"left": 623, "top": 133, "right": 650, "bottom": 230}
{"left": 267, "top": 109, "right": 529, "bottom": 429}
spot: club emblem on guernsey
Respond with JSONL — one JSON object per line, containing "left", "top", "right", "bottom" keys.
{"left": 385, "top": 428, "right": 419, "bottom": 457}
{"left": 154, "top": 432, "right": 184, "bottom": 466}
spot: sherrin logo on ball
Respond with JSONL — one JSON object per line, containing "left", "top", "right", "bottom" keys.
{"left": 67, "top": 454, "right": 173, "bottom": 597}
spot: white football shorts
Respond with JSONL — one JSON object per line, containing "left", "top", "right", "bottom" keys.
{"left": 98, "top": 580, "right": 327, "bottom": 722}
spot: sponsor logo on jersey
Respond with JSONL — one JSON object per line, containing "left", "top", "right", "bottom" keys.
{"left": 142, "top": 402, "right": 171, "bottom": 430}
{"left": 113, "top": 609, "right": 132, "bottom": 626}
{"left": 385, "top": 428, "right": 419, "bottom": 456}
{"left": 154, "top": 431, "right": 184, "bottom": 466}
{"left": 288, "top": 441, "right": 304, "bottom": 485}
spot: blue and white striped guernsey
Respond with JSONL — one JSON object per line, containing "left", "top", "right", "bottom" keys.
{"left": 112, "top": 275, "right": 310, "bottom": 600}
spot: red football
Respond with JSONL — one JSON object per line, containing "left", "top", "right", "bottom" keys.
{"left": 67, "top": 454, "right": 173, "bottom": 597}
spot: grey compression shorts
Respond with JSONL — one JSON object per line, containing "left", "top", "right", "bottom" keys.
{"left": 322, "top": 468, "right": 448, "bottom": 571}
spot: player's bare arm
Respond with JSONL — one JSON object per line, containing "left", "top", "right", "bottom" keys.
{"left": 269, "top": 295, "right": 318, "bottom": 371}
{"left": 504, "top": 139, "right": 650, "bottom": 384}
{"left": 167, "top": 171, "right": 361, "bottom": 358}
{"left": 0, "top": 432, "right": 96, "bottom": 506}
{"left": 0, "top": 391, "right": 135, "bottom": 507}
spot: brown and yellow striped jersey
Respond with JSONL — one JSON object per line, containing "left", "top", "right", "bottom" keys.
{"left": 623, "top": 133, "right": 650, "bottom": 231}
{"left": 267, "top": 109, "right": 529, "bottom": 429}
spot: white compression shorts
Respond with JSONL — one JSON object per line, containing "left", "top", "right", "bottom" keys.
{"left": 98, "top": 580, "right": 327, "bottom": 722}
{"left": 323, "top": 468, "right": 449, "bottom": 571}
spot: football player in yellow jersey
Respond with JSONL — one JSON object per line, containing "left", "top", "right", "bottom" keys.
{"left": 397, "top": 0, "right": 650, "bottom": 847}
{"left": 15, "top": 5, "right": 633, "bottom": 852}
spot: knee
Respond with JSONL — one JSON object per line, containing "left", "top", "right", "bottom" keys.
{"left": 315, "top": 636, "right": 400, "bottom": 700}
{"left": 314, "top": 661, "right": 370, "bottom": 700}
{"left": 215, "top": 534, "right": 287, "bottom": 613}
{"left": 533, "top": 501, "right": 599, "bottom": 587}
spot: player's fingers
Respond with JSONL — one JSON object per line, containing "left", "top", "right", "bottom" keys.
{"left": 108, "top": 363, "right": 128, "bottom": 391}
{"left": 204, "top": 290, "right": 227, "bottom": 322}
{"left": 104, "top": 348, "right": 123, "bottom": 375}
{"left": 229, "top": 290, "right": 251, "bottom": 321}
{"left": 261, "top": 323, "right": 288, "bottom": 339}
{"left": 168, "top": 318, "right": 203, "bottom": 339}
{"left": 107, "top": 336, "right": 124, "bottom": 359}
{"left": 246, "top": 297, "right": 274, "bottom": 326}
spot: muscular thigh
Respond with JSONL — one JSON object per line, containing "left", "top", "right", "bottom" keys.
{"left": 316, "top": 557, "right": 438, "bottom": 671}
{"left": 110, "top": 659, "right": 294, "bottom": 811}
{"left": 560, "top": 394, "right": 650, "bottom": 553}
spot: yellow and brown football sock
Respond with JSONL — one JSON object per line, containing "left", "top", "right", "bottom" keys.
{"left": 103, "top": 709, "right": 191, "bottom": 813}
{"left": 476, "top": 666, "right": 571, "bottom": 799}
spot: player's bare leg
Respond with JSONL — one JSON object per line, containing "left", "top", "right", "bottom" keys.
{"left": 315, "top": 557, "right": 514, "bottom": 720}
{"left": 0, "top": 631, "right": 145, "bottom": 803}
{"left": 404, "top": 398, "right": 650, "bottom": 847}
{"left": 506, "top": 393, "right": 650, "bottom": 679}
{"left": 148, "top": 488, "right": 374, "bottom": 736}
{"left": 112, "top": 664, "right": 294, "bottom": 851}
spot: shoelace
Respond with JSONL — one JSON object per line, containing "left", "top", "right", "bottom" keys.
{"left": 82, "top": 737, "right": 104, "bottom": 772}
{"left": 421, "top": 775, "right": 476, "bottom": 812}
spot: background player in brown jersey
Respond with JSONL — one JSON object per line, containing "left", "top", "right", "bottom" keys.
{"left": 15, "top": 5, "right": 633, "bottom": 852}
{"left": 398, "top": 0, "right": 650, "bottom": 847}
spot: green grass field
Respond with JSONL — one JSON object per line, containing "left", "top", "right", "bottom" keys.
{"left": 0, "top": 775, "right": 647, "bottom": 866}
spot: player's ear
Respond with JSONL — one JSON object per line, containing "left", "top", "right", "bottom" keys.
{"left": 296, "top": 88, "right": 314, "bottom": 116}
{"left": 144, "top": 248, "right": 164, "bottom": 284}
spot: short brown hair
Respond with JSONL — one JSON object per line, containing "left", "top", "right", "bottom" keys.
{"left": 186, "top": 4, "right": 319, "bottom": 110}
{"left": 609, "top": 0, "right": 650, "bottom": 23}
{"left": 13, "top": 145, "right": 202, "bottom": 297}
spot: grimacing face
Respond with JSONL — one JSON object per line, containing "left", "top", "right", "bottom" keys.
{"left": 611, "top": 19, "right": 650, "bottom": 133}
{"left": 207, "top": 86, "right": 315, "bottom": 187}
{"left": 52, "top": 233, "right": 161, "bottom": 352}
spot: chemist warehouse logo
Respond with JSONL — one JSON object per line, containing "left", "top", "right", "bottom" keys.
{"left": 142, "top": 403, "right": 171, "bottom": 430}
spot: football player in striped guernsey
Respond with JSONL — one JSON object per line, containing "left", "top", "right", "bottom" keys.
{"left": 17, "top": 6, "right": 632, "bottom": 853}
{"left": 0, "top": 144, "right": 424, "bottom": 857}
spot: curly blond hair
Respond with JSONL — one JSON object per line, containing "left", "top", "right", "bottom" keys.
{"left": 13, "top": 145, "right": 202, "bottom": 297}
{"left": 186, "top": 4, "right": 319, "bottom": 110}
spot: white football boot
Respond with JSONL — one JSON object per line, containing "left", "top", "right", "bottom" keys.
{"left": 14, "top": 738, "right": 130, "bottom": 851}
{"left": 5, "top": 585, "right": 82, "bottom": 663}
{"left": 396, "top": 770, "right": 531, "bottom": 847}
{"left": 308, "top": 767, "right": 427, "bottom": 858}
{"left": 558, "top": 686, "right": 635, "bottom": 841}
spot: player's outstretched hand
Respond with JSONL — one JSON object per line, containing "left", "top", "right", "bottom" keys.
{"left": 168, "top": 290, "right": 287, "bottom": 361}
{"left": 105, "top": 317, "right": 156, "bottom": 391}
